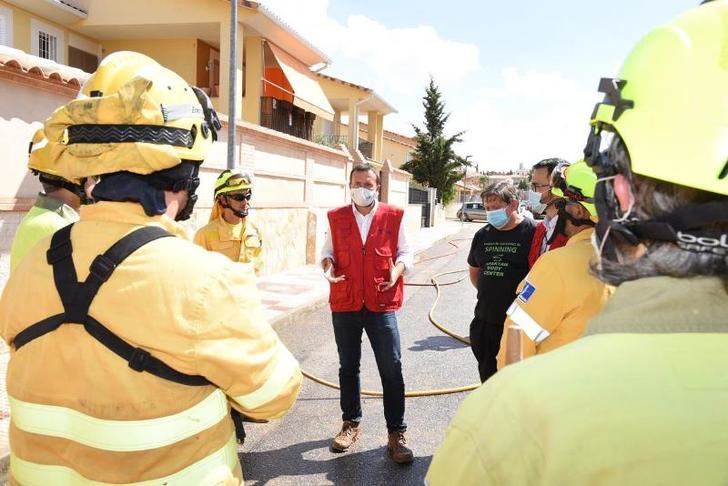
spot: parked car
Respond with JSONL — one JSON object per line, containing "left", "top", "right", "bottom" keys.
{"left": 457, "top": 202, "right": 488, "bottom": 222}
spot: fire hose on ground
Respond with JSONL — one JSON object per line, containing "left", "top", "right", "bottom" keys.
{"left": 301, "top": 238, "right": 483, "bottom": 397}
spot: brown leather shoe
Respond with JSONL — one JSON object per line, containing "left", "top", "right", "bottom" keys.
{"left": 331, "top": 420, "right": 361, "bottom": 452}
{"left": 387, "top": 431, "right": 414, "bottom": 464}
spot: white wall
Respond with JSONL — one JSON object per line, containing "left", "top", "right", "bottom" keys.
{"left": 0, "top": 81, "right": 77, "bottom": 201}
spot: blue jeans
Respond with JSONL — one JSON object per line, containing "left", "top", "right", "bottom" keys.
{"left": 332, "top": 309, "right": 406, "bottom": 433}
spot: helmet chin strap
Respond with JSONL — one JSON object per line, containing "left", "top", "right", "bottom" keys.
{"left": 38, "top": 173, "right": 84, "bottom": 200}
{"left": 220, "top": 198, "right": 248, "bottom": 219}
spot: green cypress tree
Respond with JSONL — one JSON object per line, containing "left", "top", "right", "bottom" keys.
{"left": 402, "top": 77, "right": 471, "bottom": 204}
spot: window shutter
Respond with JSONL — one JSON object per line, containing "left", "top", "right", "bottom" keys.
{"left": 0, "top": 14, "right": 7, "bottom": 46}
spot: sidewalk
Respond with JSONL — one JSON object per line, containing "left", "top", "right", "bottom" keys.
{"left": 0, "top": 218, "right": 465, "bottom": 481}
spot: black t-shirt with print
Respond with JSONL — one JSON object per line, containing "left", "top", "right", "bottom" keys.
{"left": 467, "top": 218, "right": 536, "bottom": 324}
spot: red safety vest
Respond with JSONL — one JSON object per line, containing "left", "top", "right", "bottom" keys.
{"left": 327, "top": 203, "right": 404, "bottom": 312}
{"left": 528, "top": 220, "right": 568, "bottom": 268}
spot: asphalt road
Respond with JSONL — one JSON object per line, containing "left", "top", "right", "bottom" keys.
{"left": 240, "top": 222, "right": 483, "bottom": 486}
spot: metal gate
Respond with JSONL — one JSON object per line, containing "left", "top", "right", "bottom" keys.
{"left": 408, "top": 186, "right": 431, "bottom": 227}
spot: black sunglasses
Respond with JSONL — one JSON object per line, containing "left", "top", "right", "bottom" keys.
{"left": 227, "top": 192, "right": 252, "bottom": 202}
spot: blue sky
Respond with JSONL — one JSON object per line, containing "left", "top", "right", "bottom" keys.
{"left": 264, "top": 0, "right": 699, "bottom": 170}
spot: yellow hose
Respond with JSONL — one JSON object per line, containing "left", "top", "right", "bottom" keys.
{"left": 300, "top": 250, "right": 481, "bottom": 397}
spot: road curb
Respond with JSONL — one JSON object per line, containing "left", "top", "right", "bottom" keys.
{"left": 268, "top": 295, "right": 330, "bottom": 328}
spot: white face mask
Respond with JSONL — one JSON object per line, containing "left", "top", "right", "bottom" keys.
{"left": 527, "top": 190, "right": 547, "bottom": 214}
{"left": 351, "top": 187, "right": 377, "bottom": 207}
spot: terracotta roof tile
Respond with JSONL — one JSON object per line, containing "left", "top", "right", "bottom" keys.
{"left": 0, "top": 46, "right": 90, "bottom": 93}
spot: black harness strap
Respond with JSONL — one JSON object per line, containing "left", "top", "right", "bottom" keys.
{"left": 83, "top": 316, "right": 210, "bottom": 386}
{"left": 13, "top": 224, "right": 211, "bottom": 387}
{"left": 47, "top": 224, "right": 79, "bottom": 313}
{"left": 13, "top": 313, "right": 66, "bottom": 349}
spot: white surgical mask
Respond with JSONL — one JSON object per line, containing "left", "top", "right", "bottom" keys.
{"left": 528, "top": 190, "right": 547, "bottom": 214}
{"left": 351, "top": 187, "right": 377, "bottom": 207}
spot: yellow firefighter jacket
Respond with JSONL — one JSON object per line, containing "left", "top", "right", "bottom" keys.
{"left": 9, "top": 194, "right": 78, "bottom": 273}
{"left": 427, "top": 275, "right": 728, "bottom": 485}
{"left": 0, "top": 201, "right": 301, "bottom": 485}
{"left": 497, "top": 228, "right": 607, "bottom": 368}
{"left": 194, "top": 211, "right": 263, "bottom": 274}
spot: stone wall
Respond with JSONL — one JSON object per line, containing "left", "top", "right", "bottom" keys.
{"left": 0, "top": 115, "right": 419, "bottom": 289}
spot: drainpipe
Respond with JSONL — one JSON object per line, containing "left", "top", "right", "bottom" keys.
{"left": 227, "top": 0, "right": 238, "bottom": 170}
{"left": 352, "top": 94, "right": 374, "bottom": 154}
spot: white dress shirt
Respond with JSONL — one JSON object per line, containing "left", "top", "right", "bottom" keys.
{"left": 541, "top": 214, "right": 560, "bottom": 254}
{"left": 321, "top": 202, "right": 414, "bottom": 274}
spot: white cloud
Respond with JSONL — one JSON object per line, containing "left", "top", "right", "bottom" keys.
{"left": 450, "top": 67, "right": 601, "bottom": 170}
{"left": 262, "top": 1, "right": 479, "bottom": 95}
{"left": 260, "top": 1, "right": 599, "bottom": 171}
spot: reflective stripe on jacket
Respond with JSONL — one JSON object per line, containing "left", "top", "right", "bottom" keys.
{"left": 498, "top": 228, "right": 608, "bottom": 368}
{"left": 327, "top": 203, "right": 404, "bottom": 312}
{"left": 0, "top": 202, "right": 301, "bottom": 484}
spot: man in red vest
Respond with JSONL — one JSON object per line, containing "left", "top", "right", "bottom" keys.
{"left": 527, "top": 158, "right": 568, "bottom": 267}
{"left": 321, "top": 163, "right": 414, "bottom": 464}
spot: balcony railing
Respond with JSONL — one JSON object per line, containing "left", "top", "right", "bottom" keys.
{"left": 358, "top": 140, "right": 373, "bottom": 159}
{"left": 260, "top": 96, "right": 315, "bottom": 141}
{"left": 312, "top": 134, "right": 348, "bottom": 149}
{"left": 309, "top": 134, "right": 375, "bottom": 159}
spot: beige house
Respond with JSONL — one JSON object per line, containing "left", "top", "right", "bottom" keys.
{"left": 360, "top": 123, "right": 417, "bottom": 170}
{"left": 0, "top": 0, "right": 417, "bottom": 283}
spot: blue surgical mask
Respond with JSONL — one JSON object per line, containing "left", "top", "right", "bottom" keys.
{"left": 528, "top": 190, "right": 547, "bottom": 214}
{"left": 487, "top": 207, "right": 509, "bottom": 229}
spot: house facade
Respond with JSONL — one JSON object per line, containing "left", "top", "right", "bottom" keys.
{"left": 0, "top": 0, "right": 417, "bottom": 284}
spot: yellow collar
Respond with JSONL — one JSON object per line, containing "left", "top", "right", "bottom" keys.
{"left": 566, "top": 227, "right": 594, "bottom": 246}
{"left": 79, "top": 201, "right": 189, "bottom": 239}
{"left": 214, "top": 214, "right": 247, "bottom": 242}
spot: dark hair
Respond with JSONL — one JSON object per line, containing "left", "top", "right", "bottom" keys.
{"left": 349, "top": 163, "right": 380, "bottom": 184}
{"left": 596, "top": 136, "right": 728, "bottom": 285}
{"left": 532, "top": 157, "right": 567, "bottom": 177}
{"left": 481, "top": 181, "right": 518, "bottom": 204}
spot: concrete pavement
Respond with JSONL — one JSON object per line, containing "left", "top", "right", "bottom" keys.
{"left": 241, "top": 223, "right": 481, "bottom": 484}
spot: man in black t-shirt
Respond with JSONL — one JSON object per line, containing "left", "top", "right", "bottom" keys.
{"left": 467, "top": 181, "right": 535, "bottom": 382}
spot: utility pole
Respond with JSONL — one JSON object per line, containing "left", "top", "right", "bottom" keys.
{"left": 227, "top": 0, "right": 238, "bottom": 169}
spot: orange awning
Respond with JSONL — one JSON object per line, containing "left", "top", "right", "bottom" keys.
{"left": 266, "top": 43, "right": 334, "bottom": 121}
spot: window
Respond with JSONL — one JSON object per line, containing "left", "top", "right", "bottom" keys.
{"left": 31, "top": 20, "right": 65, "bottom": 64}
{"left": 0, "top": 6, "right": 12, "bottom": 47}
{"left": 38, "top": 31, "right": 57, "bottom": 60}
